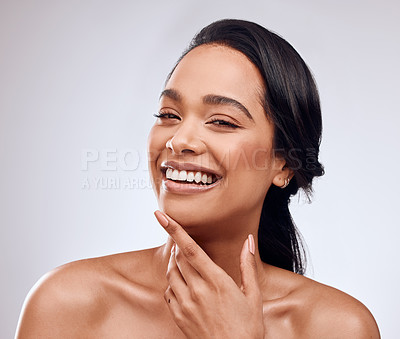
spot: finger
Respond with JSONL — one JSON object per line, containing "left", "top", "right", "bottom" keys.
{"left": 164, "top": 285, "right": 182, "bottom": 317}
{"left": 166, "top": 245, "right": 190, "bottom": 303}
{"left": 174, "top": 245, "right": 203, "bottom": 288}
{"left": 164, "top": 285, "right": 176, "bottom": 305}
{"left": 240, "top": 234, "right": 261, "bottom": 300}
{"left": 154, "top": 210, "right": 220, "bottom": 279}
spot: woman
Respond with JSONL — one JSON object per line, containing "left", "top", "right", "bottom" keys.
{"left": 16, "top": 19, "right": 380, "bottom": 338}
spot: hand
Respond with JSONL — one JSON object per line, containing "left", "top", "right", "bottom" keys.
{"left": 154, "top": 210, "right": 265, "bottom": 339}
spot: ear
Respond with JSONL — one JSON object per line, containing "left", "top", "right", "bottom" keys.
{"left": 271, "top": 157, "right": 294, "bottom": 188}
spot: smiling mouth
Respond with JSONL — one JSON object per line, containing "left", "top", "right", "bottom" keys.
{"left": 162, "top": 167, "right": 220, "bottom": 185}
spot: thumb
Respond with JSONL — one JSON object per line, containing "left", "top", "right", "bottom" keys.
{"left": 240, "top": 234, "right": 261, "bottom": 299}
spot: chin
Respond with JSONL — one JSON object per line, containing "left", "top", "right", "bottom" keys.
{"left": 160, "top": 200, "right": 203, "bottom": 229}
{"left": 159, "top": 197, "right": 240, "bottom": 240}
{"left": 159, "top": 199, "right": 223, "bottom": 238}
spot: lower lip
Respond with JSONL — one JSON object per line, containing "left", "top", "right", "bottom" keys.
{"left": 161, "top": 177, "right": 222, "bottom": 194}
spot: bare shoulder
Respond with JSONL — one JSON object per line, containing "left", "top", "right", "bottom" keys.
{"left": 298, "top": 277, "right": 380, "bottom": 338}
{"left": 262, "top": 266, "right": 380, "bottom": 338}
{"left": 15, "top": 247, "right": 163, "bottom": 338}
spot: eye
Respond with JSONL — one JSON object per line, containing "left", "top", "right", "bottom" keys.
{"left": 207, "top": 118, "right": 239, "bottom": 129}
{"left": 153, "top": 112, "right": 181, "bottom": 120}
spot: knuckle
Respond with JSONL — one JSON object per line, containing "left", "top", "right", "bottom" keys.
{"left": 209, "top": 277, "right": 225, "bottom": 294}
{"left": 241, "top": 257, "right": 257, "bottom": 272}
{"left": 173, "top": 312, "right": 186, "bottom": 328}
{"left": 180, "top": 300, "right": 194, "bottom": 316}
{"left": 168, "top": 223, "right": 178, "bottom": 235}
{"left": 249, "top": 257, "right": 257, "bottom": 271}
{"left": 214, "top": 274, "right": 226, "bottom": 287}
{"left": 182, "top": 243, "right": 197, "bottom": 258}
{"left": 189, "top": 286, "right": 203, "bottom": 302}
{"left": 240, "top": 260, "right": 246, "bottom": 272}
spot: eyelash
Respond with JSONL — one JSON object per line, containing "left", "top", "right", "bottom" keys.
{"left": 153, "top": 112, "right": 179, "bottom": 119}
{"left": 207, "top": 118, "right": 239, "bottom": 129}
{"left": 153, "top": 113, "right": 239, "bottom": 129}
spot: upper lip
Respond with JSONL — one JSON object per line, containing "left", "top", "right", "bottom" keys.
{"left": 160, "top": 160, "right": 223, "bottom": 179}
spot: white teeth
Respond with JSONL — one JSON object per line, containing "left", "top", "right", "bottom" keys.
{"left": 178, "top": 170, "right": 187, "bottom": 181}
{"left": 165, "top": 168, "right": 216, "bottom": 185}
{"left": 194, "top": 172, "right": 202, "bottom": 183}
{"left": 187, "top": 172, "right": 194, "bottom": 182}
{"left": 166, "top": 168, "right": 173, "bottom": 179}
{"left": 171, "top": 169, "right": 179, "bottom": 180}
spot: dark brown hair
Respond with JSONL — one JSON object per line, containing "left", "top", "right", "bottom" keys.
{"left": 167, "top": 19, "right": 324, "bottom": 274}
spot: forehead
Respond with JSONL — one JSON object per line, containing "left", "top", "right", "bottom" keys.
{"left": 165, "top": 44, "right": 265, "bottom": 108}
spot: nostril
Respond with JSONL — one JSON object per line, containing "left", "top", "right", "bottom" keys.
{"left": 181, "top": 148, "right": 195, "bottom": 153}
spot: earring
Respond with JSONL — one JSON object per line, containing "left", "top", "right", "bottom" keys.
{"left": 280, "top": 177, "right": 290, "bottom": 189}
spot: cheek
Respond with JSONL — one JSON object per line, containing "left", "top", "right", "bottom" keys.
{"left": 147, "top": 126, "right": 167, "bottom": 195}
{"left": 217, "top": 138, "right": 273, "bottom": 207}
{"left": 220, "top": 138, "right": 273, "bottom": 177}
{"left": 147, "top": 125, "right": 164, "bottom": 161}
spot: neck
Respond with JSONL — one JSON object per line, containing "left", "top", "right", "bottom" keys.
{"left": 157, "top": 212, "right": 267, "bottom": 288}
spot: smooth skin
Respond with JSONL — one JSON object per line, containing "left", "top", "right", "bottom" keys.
{"left": 16, "top": 45, "right": 380, "bottom": 338}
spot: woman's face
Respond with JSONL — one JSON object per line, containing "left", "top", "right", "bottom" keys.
{"left": 148, "top": 44, "right": 284, "bottom": 235}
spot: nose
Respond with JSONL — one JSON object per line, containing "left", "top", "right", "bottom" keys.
{"left": 166, "top": 121, "right": 206, "bottom": 155}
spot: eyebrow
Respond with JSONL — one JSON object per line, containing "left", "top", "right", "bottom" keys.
{"left": 159, "top": 88, "right": 254, "bottom": 121}
{"left": 159, "top": 88, "right": 181, "bottom": 102}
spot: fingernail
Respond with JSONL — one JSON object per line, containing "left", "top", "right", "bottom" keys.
{"left": 170, "top": 244, "right": 175, "bottom": 255}
{"left": 154, "top": 210, "right": 169, "bottom": 228}
{"left": 248, "top": 234, "right": 255, "bottom": 255}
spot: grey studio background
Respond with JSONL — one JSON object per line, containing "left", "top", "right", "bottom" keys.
{"left": 1, "top": 1, "right": 399, "bottom": 338}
